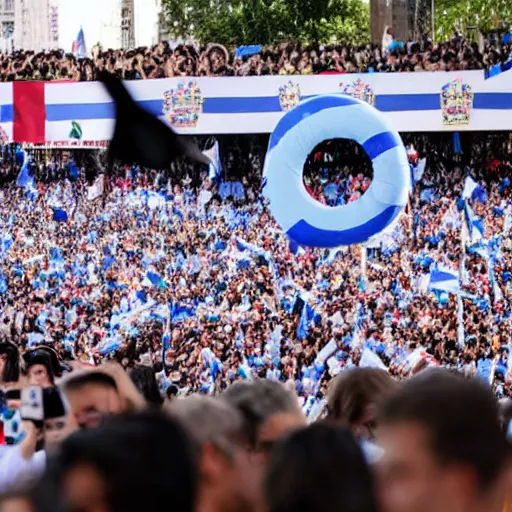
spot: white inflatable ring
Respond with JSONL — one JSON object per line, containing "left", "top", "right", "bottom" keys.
{"left": 263, "top": 94, "right": 410, "bottom": 248}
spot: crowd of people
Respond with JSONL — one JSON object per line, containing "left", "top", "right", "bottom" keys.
{"left": 0, "top": 30, "right": 510, "bottom": 81}
{"left": 0, "top": 130, "right": 509, "bottom": 509}
{"left": 0, "top": 131, "right": 510, "bottom": 400}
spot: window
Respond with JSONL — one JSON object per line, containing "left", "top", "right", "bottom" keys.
{"left": 5, "top": 0, "right": 13, "bottom": 11}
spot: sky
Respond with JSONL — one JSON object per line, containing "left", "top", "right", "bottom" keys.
{"left": 58, "top": 0, "right": 119, "bottom": 51}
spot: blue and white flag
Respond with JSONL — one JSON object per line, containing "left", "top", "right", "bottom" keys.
{"left": 463, "top": 201, "right": 484, "bottom": 244}
{"left": 462, "top": 176, "right": 479, "bottom": 200}
{"left": 203, "top": 139, "right": 222, "bottom": 179}
{"left": 428, "top": 265, "right": 460, "bottom": 294}
{"left": 360, "top": 347, "right": 388, "bottom": 371}
{"left": 297, "top": 294, "right": 319, "bottom": 340}
{"left": 236, "top": 237, "right": 270, "bottom": 262}
{"left": 16, "top": 152, "right": 37, "bottom": 197}
{"left": 72, "top": 26, "right": 87, "bottom": 58}
{"left": 420, "top": 188, "right": 435, "bottom": 203}
{"left": 485, "top": 53, "right": 512, "bottom": 79}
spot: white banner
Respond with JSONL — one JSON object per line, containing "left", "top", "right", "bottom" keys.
{"left": 0, "top": 72, "right": 510, "bottom": 145}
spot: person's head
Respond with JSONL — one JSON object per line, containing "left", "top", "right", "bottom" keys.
{"left": 23, "top": 349, "right": 56, "bottom": 388}
{"left": 222, "top": 379, "right": 306, "bottom": 461}
{"left": 168, "top": 395, "right": 262, "bottom": 512}
{"left": 60, "top": 371, "right": 123, "bottom": 429}
{"left": 326, "top": 368, "right": 397, "bottom": 441}
{"left": 377, "top": 369, "right": 511, "bottom": 512}
{"left": 266, "top": 423, "right": 378, "bottom": 512}
{"left": 129, "top": 365, "right": 163, "bottom": 406}
{"left": 165, "top": 383, "right": 179, "bottom": 404}
{"left": 0, "top": 342, "right": 21, "bottom": 384}
{"left": 36, "top": 411, "right": 197, "bottom": 512}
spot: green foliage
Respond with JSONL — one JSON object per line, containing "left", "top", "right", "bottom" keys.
{"left": 434, "top": 0, "right": 512, "bottom": 40}
{"left": 161, "top": 0, "right": 370, "bottom": 46}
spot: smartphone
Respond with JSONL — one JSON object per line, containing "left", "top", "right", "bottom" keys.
{"left": 21, "top": 387, "right": 44, "bottom": 422}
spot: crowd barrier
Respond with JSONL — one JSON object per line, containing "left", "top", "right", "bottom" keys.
{"left": 0, "top": 70, "right": 510, "bottom": 146}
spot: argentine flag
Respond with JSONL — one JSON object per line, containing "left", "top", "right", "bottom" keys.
{"left": 463, "top": 201, "right": 484, "bottom": 244}
{"left": 202, "top": 139, "right": 222, "bottom": 179}
{"left": 428, "top": 265, "right": 460, "bottom": 294}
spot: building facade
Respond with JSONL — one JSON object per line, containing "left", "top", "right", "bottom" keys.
{"left": 0, "top": 0, "right": 15, "bottom": 52}
{"left": 121, "top": 0, "right": 135, "bottom": 48}
{"left": 14, "top": 0, "right": 59, "bottom": 51}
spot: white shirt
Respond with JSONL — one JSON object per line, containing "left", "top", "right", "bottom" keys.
{"left": 0, "top": 446, "right": 46, "bottom": 494}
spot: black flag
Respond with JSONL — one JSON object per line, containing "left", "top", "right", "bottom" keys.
{"left": 99, "top": 71, "right": 210, "bottom": 170}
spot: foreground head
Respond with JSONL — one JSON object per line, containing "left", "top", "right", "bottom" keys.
{"left": 169, "top": 395, "right": 262, "bottom": 512}
{"left": 37, "top": 411, "right": 197, "bottom": 512}
{"left": 223, "top": 379, "right": 306, "bottom": 461}
{"left": 266, "top": 423, "right": 378, "bottom": 512}
{"left": 60, "top": 371, "right": 123, "bottom": 429}
{"left": 327, "top": 367, "right": 397, "bottom": 441}
{"left": 376, "top": 369, "right": 510, "bottom": 512}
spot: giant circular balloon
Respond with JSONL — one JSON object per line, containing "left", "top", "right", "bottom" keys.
{"left": 263, "top": 94, "right": 410, "bottom": 248}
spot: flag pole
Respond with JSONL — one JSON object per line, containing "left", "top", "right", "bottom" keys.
{"left": 457, "top": 207, "right": 466, "bottom": 349}
{"left": 360, "top": 244, "right": 367, "bottom": 287}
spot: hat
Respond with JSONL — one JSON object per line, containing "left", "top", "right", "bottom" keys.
{"left": 23, "top": 346, "right": 62, "bottom": 379}
{"left": 0, "top": 341, "right": 21, "bottom": 383}
{"left": 99, "top": 71, "right": 209, "bottom": 171}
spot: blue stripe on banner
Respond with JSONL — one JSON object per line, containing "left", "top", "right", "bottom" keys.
{"left": 376, "top": 94, "right": 440, "bottom": 111}
{"left": 46, "top": 102, "right": 115, "bottom": 121}
{"left": 45, "top": 92, "right": 512, "bottom": 122}
{"left": 268, "top": 95, "right": 359, "bottom": 152}
{"left": 363, "top": 131, "right": 401, "bottom": 160}
{"left": 473, "top": 93, "right": 512, "bottom": 109}
{"left": 286, "top": 205, "right": 402, "bottom": 247}
{"left": 0, "top": 104, "right": 13, "bottom": 123}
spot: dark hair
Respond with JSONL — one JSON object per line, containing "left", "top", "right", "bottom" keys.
{"left": 61, "top": 370, "right": 117, "bottom": 394}
{"left": 129, "top": 365, "right": 163, "bottom": 406}
{"left": 166, "top": 384, "right": 179, "bottom": 399}
{"left": 223, "top": 379, "right": 301, "bottom": 448}
{"left": 266, "top": 424, "right": 378, "bottom": 512}
{"left": 378, "top": 369, "right": 509, "bottom": 491}
{"left": 37, "top": 412, "right": 197, "bottom": 512}
{"left": 327, "top": 368, "right": 397, "bottom": 426}
{"left": 43, "top": 387, "right": 67, "bottom": 419}
{"left": 0, "top": 342, "right": 20, "bottom": 383}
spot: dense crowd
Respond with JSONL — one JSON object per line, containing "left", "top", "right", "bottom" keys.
{"left": 0, "top": 129, "right": 510, "bottom": 510}
{"left": 0, "top": 31, "right": 510, "bottom": 81}
{"left": 0, "top": 132, "right": 510, "bottom": 405}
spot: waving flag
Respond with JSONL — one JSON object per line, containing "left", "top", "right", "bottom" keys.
{"left": 463, "top": 201, "right": 484, "bottom": 244}
{"left": 16, "top": 152, "right": 37, "bottom": 197}
{"left": 202, "top": 139, "right": 222, "bottom": 179}
{"left": 52, "top": 208, "right": 68, "bottom": 223}
{"left": 236, "top": 237, "right": 270, "bottom": 262}
{"left": 72, "top": 27, "right": 87, "bottom": 58}
{"left": 462, "top": 176, "right": 479, "bottom": 199}
{"left": 428, "top": 265, "right": 460, "bottom": 294}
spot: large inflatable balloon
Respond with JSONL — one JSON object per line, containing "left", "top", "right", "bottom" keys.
{"left": 263, "top": 94, "right": 410, "bottom": 248}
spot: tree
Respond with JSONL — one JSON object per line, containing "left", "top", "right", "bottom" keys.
{"left": 161, "top": 0, "right": 370, "bottom": 46}
{"left": 434, "top": 0, "right": 512, "bottom": 41}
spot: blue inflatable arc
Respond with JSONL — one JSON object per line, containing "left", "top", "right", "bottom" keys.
{"left": 263, "top": 94, "right": 410, "bottom": 248}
